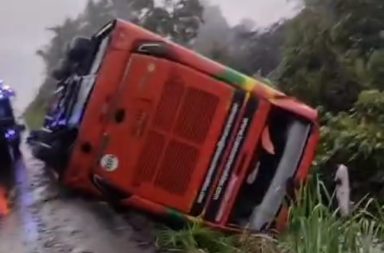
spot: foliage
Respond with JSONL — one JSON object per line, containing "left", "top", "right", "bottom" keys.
{"left": 280, "top": 178, "right": 384, "bottom": 253}
{"left": 275, "top": 0, "right": 384, "bottom": 112}
{"left": 156, "top": 179, "right": 384, "bottom": 253}
{"left": 315, "top": 90, "right": 384, "bottom": 201}
{"left": 156, "top": 222, "right": 279, "bottom": 253}
{"left": 23, "top": 101, "right": 46, "bottom": 130}
{"left": 24, "top": 0, "right": 114, "bottom": 128}
{"left": 110, "top": 0, "right": 204, "bottom": 46}
{"left": 200, "top": 19, "right": 287, "bottom": 77}
{"left": 228, "top": 23, "right": 287, "bottom": 77}
{"left": 275, "top": 0, "right": 384, "bottom": 203}
{"left": 156, "top": 222, "right": 236, "bottom": 253}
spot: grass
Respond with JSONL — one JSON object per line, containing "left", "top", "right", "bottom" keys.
{"left": 156, "top": 222, "right": 279, "bottom": 253}
{"left": 23, "top": 107, "right": 45, "bottom": 130}
{"left": 156, "top": 222, "right": 237, "bottom": 253}
{"left": 155, "top": 178, "right": 384, "bottom": 253}
{"left": 280, "top": 179, "right": 384, "bottom": 253}
{"left": 23, "top": 99, "right": 47, "bottom": 130}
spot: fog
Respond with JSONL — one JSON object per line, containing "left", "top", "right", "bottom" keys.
{"left": 0, "top": 0, "right": 86, "bottom": 113}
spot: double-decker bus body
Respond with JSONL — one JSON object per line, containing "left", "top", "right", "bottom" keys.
{"left": 35, "top": 19, "right": 319, "bottom": 233}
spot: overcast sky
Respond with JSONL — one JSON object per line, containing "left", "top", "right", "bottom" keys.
{"left": 0, "top": 0, "right": 299, "bottom": 113}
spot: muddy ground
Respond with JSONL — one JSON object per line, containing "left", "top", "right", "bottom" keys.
{"left": 0, "top": 142, "right": 156, "bottom": 253}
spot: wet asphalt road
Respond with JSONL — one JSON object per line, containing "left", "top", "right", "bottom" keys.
{"left": 0, "top": 143, "right": 156, "bottom": 253}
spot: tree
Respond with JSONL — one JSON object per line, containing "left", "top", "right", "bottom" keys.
{"left": 275, "top": 0, "right": 384, "bottom": 112}
{"left": 193, "top": 3, "right": 231, "bottom": 54}
{"left": 276, "top": 0, "right": 384, "bottom": 201}
{"left": 193, "top": 2, "right": 287, "bottom": 78}
{"left": 316, "top": 90, "right": 384, "bottom": 201}
{"left": 80, "top": 0, "right": 114, "bottom": 35}
{"left": 229, "top": 23, "right": 287, "bottom": 76}
{"left": 24, "top": 0, "right": 114, "bottom": 128}
{"left": 110, "top": 0, "right": 204, "bottom": 46}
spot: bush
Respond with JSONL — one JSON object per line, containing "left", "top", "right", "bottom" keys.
{"left": 315, "top": 90, "right": 384, "bottom": 202}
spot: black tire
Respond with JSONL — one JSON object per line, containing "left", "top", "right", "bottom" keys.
{"left": 67, "top": 37, "right": 92, "bottom": 62}
{"left": 52, "top": 59, "right": 71, "bottom": 80}
{"left": 42, "top": 128, "right": 77, "bottom": 180}
{"left": 49, "top": 138, "right": 69, "bottom": 180}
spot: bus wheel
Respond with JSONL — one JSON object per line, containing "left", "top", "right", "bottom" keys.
{"left": 67, "top": 37, "right": 92, "bottom": 62}
{"left": 52, "top": 59, "right": 71, "bottom": 81}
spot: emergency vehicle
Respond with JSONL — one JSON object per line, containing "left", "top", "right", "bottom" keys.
{"left": 0, "top": 81, "right": 23, "bottom": 163}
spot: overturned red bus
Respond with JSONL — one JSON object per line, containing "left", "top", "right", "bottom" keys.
{"left": 29, "top": 19, "right": 320, "bottom": 233}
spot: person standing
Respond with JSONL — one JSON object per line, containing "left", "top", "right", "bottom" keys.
{"left": 334, "top": 164, "right": 351, "bottom": 217}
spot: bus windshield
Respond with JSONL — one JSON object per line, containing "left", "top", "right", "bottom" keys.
{"left": 230, "top": 107, "right": 311, "bottom": 231}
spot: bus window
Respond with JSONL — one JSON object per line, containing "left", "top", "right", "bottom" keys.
{"left": 230, "top": 107, "right": 311, "bottom": 230}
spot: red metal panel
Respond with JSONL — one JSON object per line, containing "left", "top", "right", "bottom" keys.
{"left": 64, "top": 31, "right": 132, "bottom": 189}
{"left": 220, "top": 101, "right": 271, "bottom": 225}
{"left": 92, "top": 54, "right": 234, "bottom": 212}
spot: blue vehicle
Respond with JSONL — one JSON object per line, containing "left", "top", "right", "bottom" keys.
{"left": 0, "top": 81, "right": 24, "bottom": 164}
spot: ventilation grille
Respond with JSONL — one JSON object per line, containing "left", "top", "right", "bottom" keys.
{"left": 153, "top": 76, "right": 184, "bottom": 131}
{"left": 175, "top": 88, "right": 219, "bottom": 144}
{"left": 132, "top": 75, "right": 220, "bottom": 201}
{"left": 132, "top": 131, "right": 165, "bottom": 186}
{"left": 155, "top": 141, "right": 199, "bottom": 195}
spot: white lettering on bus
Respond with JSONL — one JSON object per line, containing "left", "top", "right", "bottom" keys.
{"left": 213, "top": 118, "right": 249, "bottom": 200}
{"left": 197, "top": 103, "right": 240, "bottom": 204}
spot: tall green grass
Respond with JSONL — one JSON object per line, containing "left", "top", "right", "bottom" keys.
{"left": 280, "top": 178, "right": 384, "bottom": 253}
{"left": 23, "top": 106, "right": 45, "bottom": 130}
{"left": 156, "top": 222, "right": 279, "bottom": 253}
{"left": 156, "top": 222, "right": 236, "bottom": 253}
{"left": 156, "top": 178, "right": 384, "bottom": 253}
